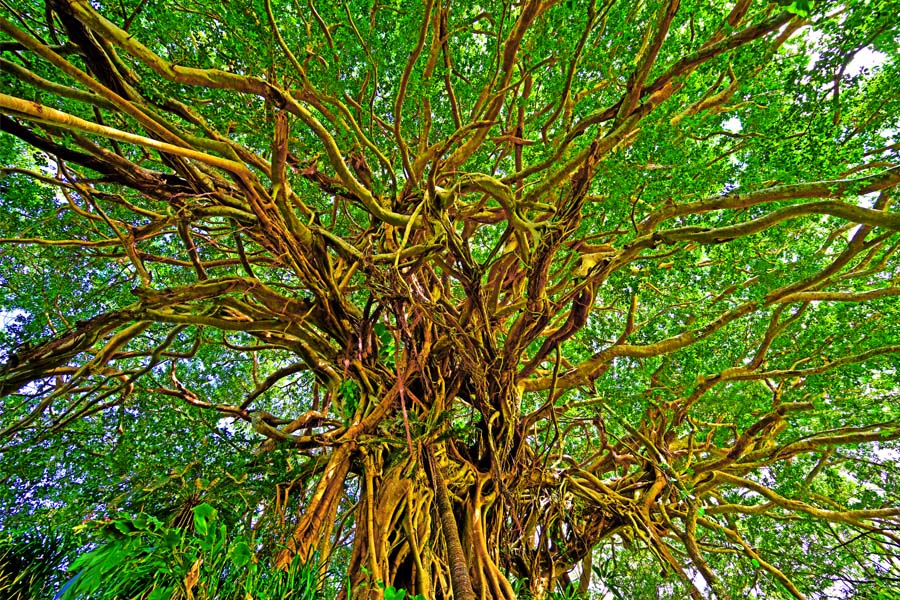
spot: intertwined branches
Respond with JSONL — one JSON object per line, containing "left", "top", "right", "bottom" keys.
{"left": 2, "top": 0, "right": 900, "bottom": 598}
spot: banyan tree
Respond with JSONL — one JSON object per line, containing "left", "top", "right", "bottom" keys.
{"left": 2, "top": 1, "right": 900, "bottom": 598}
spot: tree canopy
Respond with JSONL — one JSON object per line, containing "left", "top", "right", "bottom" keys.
{"left": 2, "top": 0, "right": 900, "bottom": 598}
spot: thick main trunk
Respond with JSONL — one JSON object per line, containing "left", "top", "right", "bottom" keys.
{"left": 344, "top": 451, "right": 435, "bottom": 600}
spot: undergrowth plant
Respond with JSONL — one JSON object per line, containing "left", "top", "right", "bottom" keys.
{"left": 55, "top": 504, "right": 319, "bottom": 600}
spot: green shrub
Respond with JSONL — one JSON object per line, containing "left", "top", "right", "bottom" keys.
{"left": 56, "top": 504, "right": 319, "bottom": 600}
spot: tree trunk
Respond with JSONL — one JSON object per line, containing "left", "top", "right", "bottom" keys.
{"left": 426, "top": 444, "right": 476, "bottom": 600}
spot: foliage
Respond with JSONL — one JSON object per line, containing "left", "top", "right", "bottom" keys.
{"left": 0, "top": 530, "right": 71, "bottom": 600}
{"left": 55, "top": 504, "right": 319, "bottom": 600}
{"left": 1, "top": 0, "right": 900, "bottom": 599}
{"left": 380, "top": 584, "right": 427, "bottom": 600}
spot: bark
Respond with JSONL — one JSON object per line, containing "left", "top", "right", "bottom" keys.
{"left": 426, "top": 445, "right": 476, "bottom": 600}
{"left": 275, "top": 442, "right": 354, "bottom": 568}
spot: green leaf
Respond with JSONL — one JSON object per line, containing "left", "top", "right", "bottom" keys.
{"left": 192, "top": 503, "right": 217, "bottom": 537}
{"left": 147, "top": 586, "right": 174, "bottom": 600}
{"left": 784, "top": 0, "right": 812, "bottom": 16}
{"left": 132, "top": 515, "right": 146, "bottom": 529}
{"left": 163, "top": 529, "right": 182, "bottom": 548}
{"left": 230, "top": 540, "right": 253, "bottom": 567}
{"left": 113, "top": 520, "right": 134, "bottom": 536}
{"left": 384, "top": 586, "right": 407, "bottom": 600}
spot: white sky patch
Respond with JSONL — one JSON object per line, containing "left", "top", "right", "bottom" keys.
{"left": 845, "top": 46, "right": 888, "bottom": 77}
{"left": 722, "top": 117, "right": 743, "bottom": 133}
{"left": 800, "top": 25, "right": 888, "bottom": 93}
{"left": 879, "top": 127, "right": 898, "bottom": 147}
{"left": 846, "top": 191, "right": 881, "bottom": 239}
{"left": 858, "top": 191, "right": 879, "bottom": 209}
{"left": 0, "top": 308, "right": 29, "bottom": 333}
